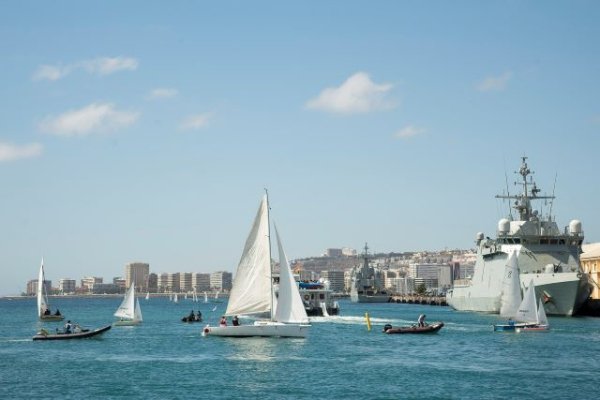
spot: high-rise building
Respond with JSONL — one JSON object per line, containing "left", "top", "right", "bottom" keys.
{"left": 81, "top": 277, "right": 102, "bottom": 292}
{"left": 321, "top": 270, "right": 345, "bottom": 293}
{"left": 192, "top": 273, "right": 210, "bottom": 291}
{"left": 180, "top": 272, "right": 192, "bottom": 292}
{"left": 167, "top": 273, "right": 180, "bottom": 293}
{"left": 125, "top": 262, "right": 150, "bottom": 291}
{"left": 148, "top": 273, "right": 158, "bottom": 293}
{"left": 113, "top": 277, "right": 126, "bottom": 292}
{"left": 210, "top": 271, "right": 232, "bottom": 291}
{"left": 158, "top": 273, "right": 169, "bottom": 292}
{"left": 58, "top": 279, "right": 76, "bottom": 294}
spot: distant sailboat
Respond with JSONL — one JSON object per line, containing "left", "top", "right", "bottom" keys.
{"left": 204, "top": 292, "right": 208, "bottom": 303}
{"left": 37, "top": 258, "right": 64, "bottom": 321}
{"left": 203, "top": 192, "right": 310, "bottom": 338}
{"left": 173, "top": 293, "right": 179, "bottom": 303}
{"left": 494, "top": 275, "right": 549, "bottom": 332}
{"left": 145, "top": 292, "right": 150, "bottom": 301}
{"left": 114, "top": 282, "right": 143, "bottom": 326}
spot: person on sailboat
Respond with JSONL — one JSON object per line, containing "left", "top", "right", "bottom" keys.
{"left": 232, "top": 316, "right": 240, "bottom": 326}
{"left": 195, "top": 311, "right": 202, "bottom": 321}
{"left": 44, "top": 308, "right": 51, "bottom": 316}
{"left": 54, "top": 309, "right": 61, "bottom": 316}
{"left": 417, "top": 314, "right": 426, "bottom": 327}
{"left": 219, "top": 316, "right": 227, "bottom": 327}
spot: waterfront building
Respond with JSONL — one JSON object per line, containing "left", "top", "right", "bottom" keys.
{"left": 180, "top": 272, "right": 193, "bottom": 292}
{"left": 390, "top": 277, "right": 415, "bottom": 295}
{"left": 113, "top": 277, "right": 126, "bottom": 292}
{"left": 321, "top": 270, "right": 345, "bottom": 293}
{"left": 324, "top": 248, "right": 343, "bottom": 258}
{"left": 192, "top": 273, "right": 210, "bottom": 292}
{"left": 125, "top": 262, "right": 149, "bottom": 292}
{"left": 81, "top": 277, "right": 102, "bottom": 292}
{"left": 157, "top": 273, "right": 169, "bottom": 292}
{"left": 581, "top": 243, "right": 600, "bottom": 300}
{"left": 90, "top": 283, "right": 120, "bottom": 294}
{"left": 58, "top": 279, "right": 76, "bottom": 294}
{"left": 167, "top": 273, "right": 180, "bottom": 293}
{"left": 210, "top": 271, "right": 232, "bottom": 291}
{"left": 342, "top": 247, "right": 357, "bottom": 257}
{"left": 147, "top": 273, "right": 158, "bottom": 293}
{"left": 408, "top": 263, "right": 452, "bottom": 292}
{"left": 26, "top": 279, "right": 51, "bottom": 296}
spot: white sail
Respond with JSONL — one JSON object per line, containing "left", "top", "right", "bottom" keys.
{"left": 225, "top": 195, "right": 272, "bottom": 317}
{"left": 114, "top": 283, "right": 136, "bottom": 320}
{"left": 145, "top": 292, "right": 149, "bottom": 300}
{"left": 515, "top": 279, "right": 538, "bottom": 323}
{"left": 174, "top": 293, "right": 178, "bottom": 303}
{"left": 134, "top": 298, "right": 143, "bottom": 322}
{"left": 37, "top": 258, "right": 48, "bottom": 317}
{"left": 274, "top": 224, "right": 309, "bottom": 324}
{"left": 537, "top": 297, "right": 548, "bottom": 326}
{"left": 214, "top": 291, "right": 219, "bottom": 300}
{"left": 499, "top": 252, "right": 521, "bottom": 318}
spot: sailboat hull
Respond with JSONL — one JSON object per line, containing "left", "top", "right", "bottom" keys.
{"left": 113, "top": 319, "right": 141, "bottom": 326}
{"left": 203, "top": 321, "right": 310, "bottom": 338}
{"left": 40, "top": 315, "right": 64, "bottom": 322}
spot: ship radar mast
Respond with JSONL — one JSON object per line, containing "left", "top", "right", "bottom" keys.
{"left": 495, "top": 156, "right": 555, "bottom": 222}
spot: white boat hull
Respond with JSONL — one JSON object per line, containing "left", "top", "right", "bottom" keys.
{"left": 447, "top": 271, "right": 590, "bottom": 316}
{"left": 202, "top": 321, "right": 310, "bottom": 338}
{"left": 113, "top": 319, "right": 141, "bottom": 326}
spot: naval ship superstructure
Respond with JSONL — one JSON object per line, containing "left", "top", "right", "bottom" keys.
{"left": 446, "top": 157, "right": 591, "bottom": 316}
{"left": 350, "top": 244, "right": 390, "bottom": 303}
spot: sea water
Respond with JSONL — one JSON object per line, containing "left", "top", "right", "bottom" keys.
{"left": 1, "top": 296, "right": 599, "bottom": 399}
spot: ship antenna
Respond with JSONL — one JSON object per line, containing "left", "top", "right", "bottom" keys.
{"left": 548, "top": 172, "right": 557, "bottom": 221}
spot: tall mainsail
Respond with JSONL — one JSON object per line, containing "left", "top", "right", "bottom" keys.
{"left": 37, "top": 258, "right": 49, "bottom": 317}
{"left": 225, "top": 195, "right": 272, "bottom": 317}
{"left": 114, "top": 283, "right": 136, "bottom": 320}
{"left": 499, "top": 252, "right": 521, "bottom": 318}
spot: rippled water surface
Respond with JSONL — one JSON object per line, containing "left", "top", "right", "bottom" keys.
{"left": 1, "top": 296, "right": 599, "bottom": 399}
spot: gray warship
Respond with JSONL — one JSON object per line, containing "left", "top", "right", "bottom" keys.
{"left": 350, "top": 244, "right": 390, "bottom": 303}
{"left": 446, "top": 157, "right": 591, "bottom": 316}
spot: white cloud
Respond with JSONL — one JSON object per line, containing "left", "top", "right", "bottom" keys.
{"left": 32, "top": 65, "right": 71, "bottom": 81}
{"left": 32, "top": 56, "right": 138, "bottom": 81}
{"left": 39, "top": 103, "right": 140, "bottom": 136}
{"left": 81, "top": 57, "right": 138, "bottom": 75}
{"left": 306, "top": 72, "right": 395, "bottom": 114}
{"left": 147, "top": 88, "right": 179, "bottom": 99}
{"left": 394, "top": 125, "right": 425, "bottom": 139}
{"left": 180, "top": 112, "right": 212, "bottom": 130}
{"left": 476, "top": 71, "right": 513, "bottom": 92}
{"left": 0, "top": 142, "right": 43, "bottom": 162}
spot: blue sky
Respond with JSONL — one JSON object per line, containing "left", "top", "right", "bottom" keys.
{"left": 1, "top": 1, "right": 599, "bottom": 295}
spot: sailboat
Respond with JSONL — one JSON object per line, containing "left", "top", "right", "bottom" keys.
{"left": 114, "top": 282, "right": 143, "bottom": 326}
{"left": 37, "top": 258, "right": 64, "bottom": 321}
{"left": 494, "top": 276, "right": 550, "bottom": 332}
{"left": 203, "top": 193, "right": 310, "bottom": 338}
{"left": 213, "top": 290, "right": 222, "bottom": 303}
{"left": 204, "top": 292, "right": 208, "bottom": 303}
{"left": 145, "top": 292, "right": 150, "bottom": 301}
{"left": 173, "top": 293, "right": 179, "bottom": 303}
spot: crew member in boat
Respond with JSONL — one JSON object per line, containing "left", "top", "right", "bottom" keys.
{"left": 232, "top": 315, "right": 240, "bottom": 326}
{"left": 219, "top": 316, "right": 227, "bottom": 327}
{"left": 188, "top": 310, "right": 195, "bottom": 321}
{"left": 64, "top": 320, "right": 73, "bottom": 334}
{"left": 418, "top": 314, "right": 426, "bottom": 327}
{"left": 44, "top": 308, "right": 51, "bottom": 316}
{"left": 54, "top": 309, "right": 61, "bottom": 316}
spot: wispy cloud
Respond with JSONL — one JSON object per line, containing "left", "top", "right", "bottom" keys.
{"left": 32, "top": 65, "right": 72, "bottom": 81}
{"left": 39, "top": 103, "right": 140, "bottom": 136}
{"left": 180, "top": 112, "right": 213, "bottom": 130}
{"left": 147, "top": 88, "right": 179, "bottom": 100}
{"left": 476, "top": 71, "right": 513, "bottom": 92}
{"left": 394, "top": 125, "right": 425, "bottom": 139}
{"left": 32, "top": 56, "right": 138, "bottom": 81}
{"left": 306, "top": 72, "right": 395, "bottom": 114}
{"left": 0, "top": 142, "right": 43, "bottom": 162}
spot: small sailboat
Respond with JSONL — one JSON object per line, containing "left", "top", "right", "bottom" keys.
{"left": 494, "top": 273, "right": 550, "bottom": 332}
{"left": 203, "top": 192, "right": 310, "bottom": 338}
{"left": 114, "top": 282, "right": 143, "bottom": 326}
{"left": 204, "top": 292, "right": 208, "bottom": 303}
{"left": 173, "top": 293, "right": 179, "bottom": 303}
{"left": 212, "top": 290, "right": 222, "bottom": 303}
{"left": 145, "top": 292, "right": 150, "bottom": 301}
{"left": 37, "top": 258, "right": 64, "bottom": 321}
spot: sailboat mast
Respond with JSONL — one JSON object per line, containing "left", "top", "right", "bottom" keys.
{"left": 265, "top": 189, "right": 274, "bottom": 321}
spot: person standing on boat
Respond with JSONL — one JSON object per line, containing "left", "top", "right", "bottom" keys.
{"left": 64, "top": 320, "right": 73, "bottom": 334}
{"left": 417, "top": 314, "right": 426, "bottom": 327}
{"left": 232, "top": 315, "right": 240, "bottom": 326}
{"left": 219, "top": 316, "right": 227, "bottom": 327}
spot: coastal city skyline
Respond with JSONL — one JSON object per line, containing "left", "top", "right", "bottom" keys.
{"left": 2, "top": 2, "right": 600, "bottom": 296}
